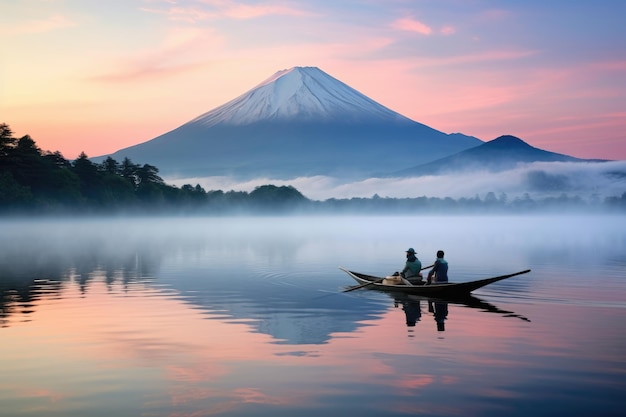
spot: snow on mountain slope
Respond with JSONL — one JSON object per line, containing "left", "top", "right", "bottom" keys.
{"left": 99, "top": 66, "right": 483, "bottom": 179}
{"left": 189, "top": 66, "right": 413, "bottom": 126}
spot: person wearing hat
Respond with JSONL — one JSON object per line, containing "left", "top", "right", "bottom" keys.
{"left": 400, "top": 248, "right": 423, "bottom": 282}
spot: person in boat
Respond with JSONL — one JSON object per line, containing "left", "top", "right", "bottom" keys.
{"left": 427, "top": 250, "right": 448, "bottom": 285}
{"left": 399, "top": 248, "right": 423, "bottom": 282}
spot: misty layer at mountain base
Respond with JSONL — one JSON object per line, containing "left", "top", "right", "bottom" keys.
{"left": 169, "top": 160, "right": 626, "bottom": 201}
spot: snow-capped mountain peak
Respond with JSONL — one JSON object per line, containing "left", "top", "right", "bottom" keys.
{"left": 100, "top": 66, "right": 483, "bottom": 179}
{"left": 190, "top": 66, "right": 412, "bottom": 126}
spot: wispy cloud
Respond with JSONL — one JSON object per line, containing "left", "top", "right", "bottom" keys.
{"left": 479, "top": 8, "right": 513, "bottom": 21}
{"left": 390, "top": 16, "right": 456, "bottom": 36}
{"left": 91, "top": 60, "right": 210, "bottom": 83}
{"left": 391, "top": 17, "right": 432, "bottom": 35}
{"left": 90, "top": 27, "right": 223, "bottom": 83}
{"left": 141, "top": 0, "right": 312, "bottom": 23}
{"left": 140, "top": 5, "right": 216, "bottom": 23}
{"left": 588, "top": 60, "right": 626, "bottom": 71}
{"left": 412, "top": 49, "right": 538, "bottom": 67}
{"left": 522, "top": 115, "right": 626, "bottom": 142}
{"left": 1, "top": 13, "right": 75, "bottom": 36}
{"left": 440, "top": 25, "right": 456, "bottom": 35}
{"left": 221, "top": 3, "right": 311, "bottom": 19}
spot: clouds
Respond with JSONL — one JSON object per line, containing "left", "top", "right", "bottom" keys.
{"left": 391, "top": 16, "right": 457, "bottom": 36}
{"left": 140, "top": 0, "right": 312, "bottom": 22}
{"left": 2, "top": 1, "right": 626, "bottom": 161}
{"left": 166, "top": 161, "right": 626, "bottom": 201}
{"left": 0, "top": 13, "right": 76, "bottom": 36}
{"left": 90, "top": 27, "right": 225, "bottom": 83}
{"left": 391, "top": 17, "right": 433, "bottom": 35}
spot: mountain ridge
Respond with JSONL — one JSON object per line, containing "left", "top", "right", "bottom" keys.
{"left": 99, "top": 66, "right": 482, "bottom": 179}
{"left": 389, "top": 134, "right": 606, "bottom": 177}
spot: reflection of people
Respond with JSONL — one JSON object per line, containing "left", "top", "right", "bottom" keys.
{"left": 427, "top": 250, "right": 448, "bottom": 285}
{"left": 402, "top": 300, "right": 422, "bottom": 326}
{"left": 434, "top": 301, "right": 448, "bottom": 331}
{"left": 400, "top": 248, "right": 423, "bottom": 282}
{"left": 429, "top": 300, "right": 449, "bottom": 331}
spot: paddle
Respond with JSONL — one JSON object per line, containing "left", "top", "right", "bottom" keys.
{"left": 343, "top": 264, "right": 434, "bottom": 292}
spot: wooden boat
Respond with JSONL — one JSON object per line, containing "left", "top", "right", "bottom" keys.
{"left": 339, "top": 267, "right": 531, "bottom": 297}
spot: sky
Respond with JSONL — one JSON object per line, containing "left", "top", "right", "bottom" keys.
{"left": 2, "top": 0, "right": 626, "bottom": 162}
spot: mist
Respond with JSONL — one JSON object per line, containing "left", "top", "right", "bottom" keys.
{"left": 166, "top": 160, "right": 626, "bottom": 201}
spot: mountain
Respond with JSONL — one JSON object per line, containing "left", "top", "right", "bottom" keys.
{"left": 388, "top": 135, "right": 603, "bottom": 177}
{"left": 189, "top": 66, "right": 413, "bottom": 126}
{"left": 100, "top": 66, "right": 482, "bottom": 179}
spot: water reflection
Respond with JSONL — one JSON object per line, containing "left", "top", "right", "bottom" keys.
{"left": 0, "top": 238, "right": 160, "bottom": 327}
{"left": 399, "top": 297, "right": 422, "bottom": 326}
{"left": 400, "top": 298, "right": 448, "bottom": 331}
{"left": 1, "top": 249, "right": 383, "bottom": 345}
{"left": 1, "top": 217, "right": 624, "bottom": 417}
{"left": 0, "top": 221, "right": 532, "bottom": 339}
{"left": 1, "top": 259, "right": 530, "bottom": 345}
{"left": 390, "top": 292, "right": 531, "bottom": 335}
{"left": 429, "top": 300, "right": 449, "bottom": 331}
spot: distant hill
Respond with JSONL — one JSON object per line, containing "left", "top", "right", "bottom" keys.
{"left": 98, "top": 66, "right": 481, "bottom": 180}
{"left": 389, "top": 135, "right": 607, "bottom": 177}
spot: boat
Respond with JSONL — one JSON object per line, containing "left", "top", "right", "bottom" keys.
{"left": 339, "top": 267, "right": 531, "bottom": 297}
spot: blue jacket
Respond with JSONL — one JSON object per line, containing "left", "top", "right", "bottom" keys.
{"left": 429, "top": 258, "right": 448, "bottom": 282}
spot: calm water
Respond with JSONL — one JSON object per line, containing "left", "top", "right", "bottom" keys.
{"left": 1, "top": 215, "right": 625, "bottom": 417}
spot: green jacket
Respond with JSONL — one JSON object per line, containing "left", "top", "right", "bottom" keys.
{"left": 402, "top": 256, "right": 422, "bottom": 278}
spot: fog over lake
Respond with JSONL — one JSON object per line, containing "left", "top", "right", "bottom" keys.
{"left": 1, "top": 215, "right": 624, "bottom": 417}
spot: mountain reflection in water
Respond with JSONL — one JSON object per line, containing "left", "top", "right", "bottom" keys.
{"left": 0, "top": 240, "right": 386, "bottom": 343}
{"left": 1, "top": 236, "right": 528, "bottom": 344}
{"left": 1, "top": 216, "right": 625, "bottom": 417}
{"left": 1, "top": 265, "right": 530, "bottom": 346}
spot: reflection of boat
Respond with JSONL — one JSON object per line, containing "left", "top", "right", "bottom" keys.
{"left": 340, "top": 267, "right": 531, "bottom": 297}
{"left": 391, "top": 292, "right": 531, "bottom": 323}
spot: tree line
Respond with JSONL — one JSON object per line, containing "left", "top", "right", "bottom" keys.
{"left": 0, "top": 123, "right": 307, "bottom": 214}
{"left": 1, "top": 123, "right": 624, "bottom": 215}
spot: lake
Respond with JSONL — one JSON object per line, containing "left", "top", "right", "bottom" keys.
{"left": 1, "top": 215, "right": 624, "bottom": 417}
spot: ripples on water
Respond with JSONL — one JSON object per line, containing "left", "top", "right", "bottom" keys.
{"left": 0, "top": 215, "right": 625, "bottom": 417}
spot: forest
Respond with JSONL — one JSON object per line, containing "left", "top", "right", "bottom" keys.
{"left": 1, "top": 123, "right": 624, "bottom": 215}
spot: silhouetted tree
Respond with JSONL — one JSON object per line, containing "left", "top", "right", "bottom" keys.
{"left": 0, "top": 171, "right": 31, "bottom": 206}
{"left": 249, "top": 185, "right": 309, "bottom": 211}
{"left": 136, "top": 164, "right": 163, "bottom": 186}
{"left": 72, "top": 152, "right": 104, "bottom": 204}
{"left": 0, "top": 123, "right": 15, "bottom": 157}
{"left": 0, "top": 123, "right": 623, "bottom": 215}
{"left": 100, "top": 156, "right": 120, "bottom": 176}
{"left": 120, "top": 157, "right": 140, "bottom": 188}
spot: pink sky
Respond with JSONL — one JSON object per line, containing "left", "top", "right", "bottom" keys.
{"left": 2, "top": 1, "right": 625, "bottom": 160}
